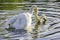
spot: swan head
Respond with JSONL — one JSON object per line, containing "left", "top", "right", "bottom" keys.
{"left": 41, "top": 14, "right": 47, "bottom": 21}
{"left": 39, "top": 14, "right": 47, "bottom": 25}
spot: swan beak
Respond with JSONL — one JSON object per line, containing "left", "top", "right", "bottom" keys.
{"left": 43, "top": 18, "right": 47, "bottom": 25}
{"left": 43, "top": 18, "right": 46, "bottom": 21}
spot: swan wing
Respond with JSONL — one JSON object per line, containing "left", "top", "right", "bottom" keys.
{"left": 13, "top": 13, "right": 27, "bottom": 29}
{"left": 6, "top": 16, "right": 17, "bottom": 25}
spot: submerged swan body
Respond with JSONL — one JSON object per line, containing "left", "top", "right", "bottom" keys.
{"left": 6, "top": 12, "right": 32, "bottom": 33}
{"left": 6, "top": 8, "right": 34, "bottom": 33}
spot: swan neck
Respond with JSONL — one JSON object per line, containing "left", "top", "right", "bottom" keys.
{"left": 34, "top": 8, "right": 38, "bottom": 22}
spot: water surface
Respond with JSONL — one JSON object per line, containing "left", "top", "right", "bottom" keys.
{"left": 0, "top": 2, "right": 60, "bottom": 40}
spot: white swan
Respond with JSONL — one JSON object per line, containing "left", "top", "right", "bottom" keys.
{"left": 6, "top": 5, "right": 46, "bottom": 33}
{"left": 6, "top": 6, "right": 34, "bottom": 33}
{"left": 33, "top": 5, "right": 46, "bottom": 25}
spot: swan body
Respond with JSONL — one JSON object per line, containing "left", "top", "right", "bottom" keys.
{"left": 6, "top": 12, "right": 33, "bottom": 33}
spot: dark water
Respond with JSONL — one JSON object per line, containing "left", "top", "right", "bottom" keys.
{"left": 0, "top": 2, "right": 60, "bottom": 40}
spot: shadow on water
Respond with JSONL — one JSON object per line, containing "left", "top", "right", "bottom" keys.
{"left": 0, "top": 2, "right": 60, "bottom": 40}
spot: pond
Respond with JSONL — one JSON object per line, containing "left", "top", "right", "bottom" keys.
{"left": 0, "top": 2, "right": 60, "bottom": 40}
